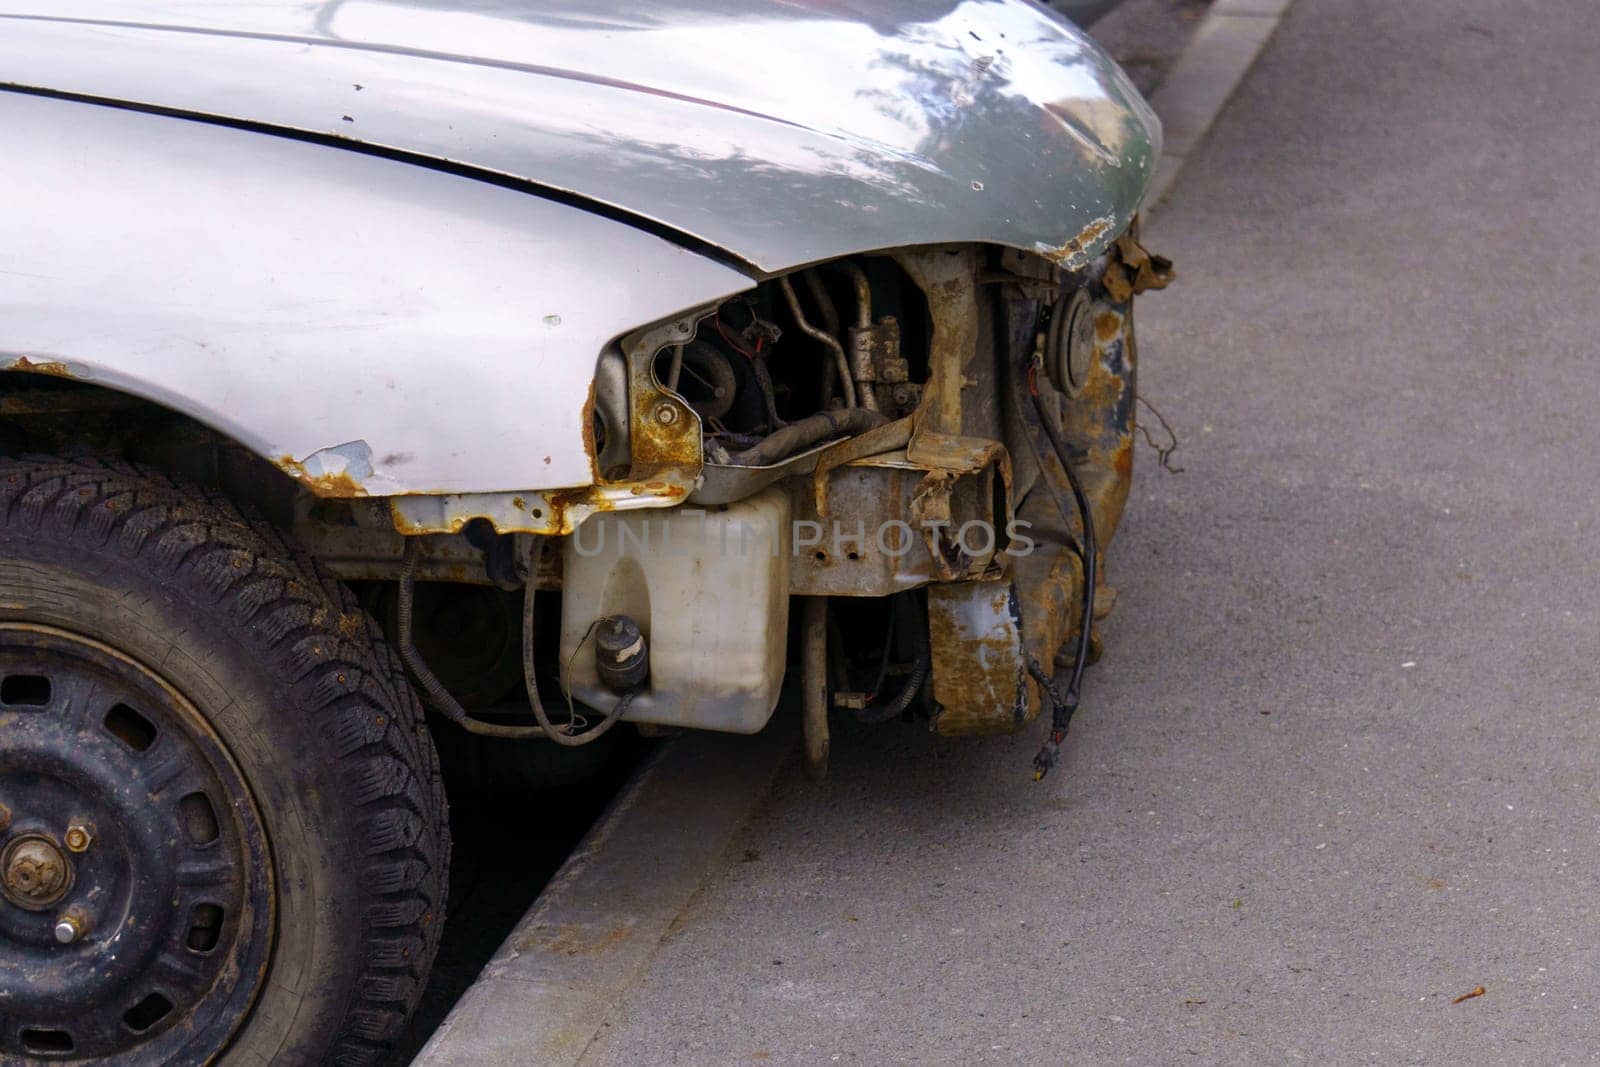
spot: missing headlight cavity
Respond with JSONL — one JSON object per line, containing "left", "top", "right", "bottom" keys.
{"left": 650, "top": 257, "right": 929, "bottom": 467}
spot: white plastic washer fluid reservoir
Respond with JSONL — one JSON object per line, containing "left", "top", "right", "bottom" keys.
{"left": 559, "top": 487, "right": 791, "bottom": 733}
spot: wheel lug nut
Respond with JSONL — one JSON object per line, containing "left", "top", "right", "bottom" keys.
{"left": 64, "top": 823, "right": 92, "bottom": 853}
{"left": 53, "top": 909, "right": 87, "bottom": 944}
{"left": 2, "top": 835, "right": 71, "bottom": 909}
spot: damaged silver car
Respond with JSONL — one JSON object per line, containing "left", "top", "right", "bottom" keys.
{"left": 0, "top": 0, "right": 1166, "bottom": 1061}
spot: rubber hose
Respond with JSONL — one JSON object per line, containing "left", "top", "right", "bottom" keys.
{"left": 725, "top": 407, "right": 887, "bottom": 467}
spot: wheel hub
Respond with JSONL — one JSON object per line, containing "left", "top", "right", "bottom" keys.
{"left": 0, "top": 624, "right": 274, "bottom": 1061}
{"left": 1, "top": 835, "right": 72, "bottom": 910}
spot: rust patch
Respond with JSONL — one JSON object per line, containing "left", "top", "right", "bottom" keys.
{"left": 580, "top": 380, "right": 600, "bottom": 481}
{"left": 544, "top": 486, "right": 588, "bottom": 533}
{"left": 388, "top": 509, "right": 468, "bottom": 537}
{"left": 895, "top": 247, "right": 979, "bottom": 445}
{"left": 926, "top": 580, "right": 1029, "bottom": 736}
{"left": 389, "top": 511, "right": 427, "bottom": 536}
{"left": 1101, "top": 230, "right": 1175, "bottom": 302}
{"left": 911, "top": 470, "right": 959, "bottom": 580}
{"left": 1038, "top": 217, "right": 1115, "bottom": 271}
{"left": 906, "top": 431, "right": 1008, "bottom": 476}
{"left": 1113, "top": 441, "right": 1134, "bottom": 482}
{"left": 274, "top": 455, "right": 370, "bottom": 498}
{"left": 618, "top": 320, "right": 703, "bottom": 486}
{"left": 4, "top": 356, "right": 73, "bottom": 378}
{"left": 627, "top": 397, "right": 699, "bottom": 481}
{"left": 542, "top": 481, "right": 687, "bottom": 536}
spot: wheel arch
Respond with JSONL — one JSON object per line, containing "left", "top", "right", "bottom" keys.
{"left": 0, "top": 370, "right": 304, "bottom": 528}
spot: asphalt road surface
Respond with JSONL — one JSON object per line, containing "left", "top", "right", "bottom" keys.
{"left": 574, "top": 0, "right": 1600, "bottom": 1061}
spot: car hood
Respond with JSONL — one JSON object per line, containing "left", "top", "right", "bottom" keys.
{"left": 0, "top": 0, "right": 1160, "bottom": 274}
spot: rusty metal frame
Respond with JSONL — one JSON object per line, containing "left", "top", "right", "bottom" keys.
{"left": 912, "top": 245, "right": 1145, "bottom": 737}
{"left": 788, "top": 447, "right": 1007, "bottom": 598}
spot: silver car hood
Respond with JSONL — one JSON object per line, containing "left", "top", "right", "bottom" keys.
{"left": 0, "top": 1, "right": 1160, "bottom": 274}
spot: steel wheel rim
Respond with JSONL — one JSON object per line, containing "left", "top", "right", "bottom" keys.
{"left": 0, "top": 622, "right": 274, "bottom": 1061}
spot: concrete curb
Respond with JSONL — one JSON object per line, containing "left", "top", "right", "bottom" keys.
{"left": 412, "top": 719, "right": 797, "bottom": 1065}
{"left": 1143, "top": 0, "right": 1296, "bottom": 209}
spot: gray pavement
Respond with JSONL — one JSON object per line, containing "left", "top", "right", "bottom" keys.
{"left": 1090, "top": 0, "right": 1212, "bottom": 97}
{"left": 577, "top": 0, "right": 1600, "bottom": 1062}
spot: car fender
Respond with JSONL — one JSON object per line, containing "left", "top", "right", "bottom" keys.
{"left": 0, "top": 91, "right": 753, "bottom": 503}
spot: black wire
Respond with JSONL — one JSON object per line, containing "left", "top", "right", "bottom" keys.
{"left": 1022, "top": 370, "right": 1098, "bottom": 780}
{"left": 397, "top": 538, "right": 630, "bottom": 742}
{"left": 518, "top": 538, "right": 633, "bottom": 746}
{"left": 854, "top": 593, "right": 931, "bottom": 725}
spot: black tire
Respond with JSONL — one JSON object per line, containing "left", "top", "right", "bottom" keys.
{"left": 0, "top": 456, "right": 448, "bottom": 1065}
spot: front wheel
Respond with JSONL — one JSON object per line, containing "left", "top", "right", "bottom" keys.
{"left": 0, "top": 457, "right": 448, "bottom": 1064}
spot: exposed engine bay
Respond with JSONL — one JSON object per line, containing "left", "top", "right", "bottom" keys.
{"left": 373, "top": 237, "right": 1170, "bottom": 778}
{"left": 0, "top": 237, "right": 1170, "bottom": 780}
{"left": 660, "top": 261, "right": 927, "bottom": 460}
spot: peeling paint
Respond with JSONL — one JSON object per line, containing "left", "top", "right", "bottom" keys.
{"left": 926, "top": 580, "right": 1029, "bottom": 736}
{"left": 2, "top": 355, "right": 76, "bottom": 378}
{"left": 1100, "top": 230, "right": 1175, "bottom": 301}
{"left": 1036, "top": 216, "right": 1115, "bottom": 271}
{"left": 276, "top": 441, "right": 375, "bottom": 497}
{"left": 580, "top": 380, "right": 601, "bottom": 482}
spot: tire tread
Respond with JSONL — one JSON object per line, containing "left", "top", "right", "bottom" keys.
{"left": 0, "top": 455, "right": 448, "bottom": 1065}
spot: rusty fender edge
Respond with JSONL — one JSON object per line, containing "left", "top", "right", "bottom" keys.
{"left": 280, "top": 314, "right": 715, "bottom": 537}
